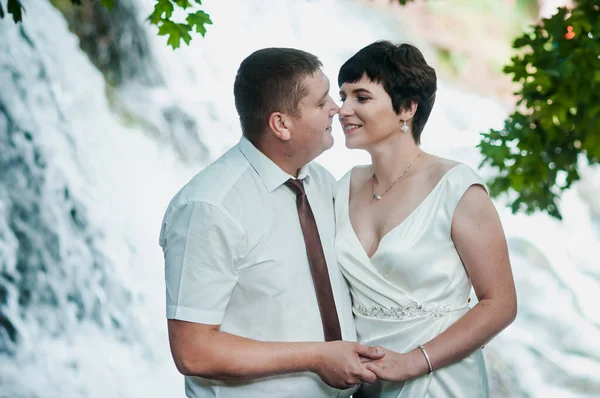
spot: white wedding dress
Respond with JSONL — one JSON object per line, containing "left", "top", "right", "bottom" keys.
{"left": 335, "top": 164, "right": 489, "bottom": 398}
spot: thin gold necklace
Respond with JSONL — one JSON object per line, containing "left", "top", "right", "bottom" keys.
{"left": 370, "top": 153, "right": 423, "bottom": 204}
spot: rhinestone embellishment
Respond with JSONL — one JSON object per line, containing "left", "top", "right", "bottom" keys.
{"left": 355, "top": 301, "right": 450, "bottom": 320}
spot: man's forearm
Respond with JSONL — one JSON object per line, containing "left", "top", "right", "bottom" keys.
{"left": 170, "top": 323, "right": 321, "bottom": 380}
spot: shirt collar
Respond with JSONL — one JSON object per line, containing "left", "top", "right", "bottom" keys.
{"left": 238, "top": 136, "right": 311, "bottom": 192}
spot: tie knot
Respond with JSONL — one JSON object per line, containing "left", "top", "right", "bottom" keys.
{"left": 285, "top": 178, "right": 305, "bottom": 196}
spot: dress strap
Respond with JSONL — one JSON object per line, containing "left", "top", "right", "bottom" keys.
{"left": 443, "top": 164, "right": 489, "bottom": 218}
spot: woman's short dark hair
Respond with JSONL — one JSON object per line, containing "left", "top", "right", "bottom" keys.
{"left": 234, "top": 48, "right": 323, "bottom": 143}
{"left": 338, "top": 41, "right": 437, "bottom": 144}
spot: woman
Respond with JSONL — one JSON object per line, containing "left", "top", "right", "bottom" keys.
{"left": 334, "top": 41, "right": 517, "bottom": 397}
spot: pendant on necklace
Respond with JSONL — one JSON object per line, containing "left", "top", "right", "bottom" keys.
{"left": 371, "top": 193, "right": 382, "bottom": 204}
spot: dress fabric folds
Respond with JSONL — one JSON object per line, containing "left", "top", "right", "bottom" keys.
{"left": 334, "top": 164, "right": 489, "bottom": 398}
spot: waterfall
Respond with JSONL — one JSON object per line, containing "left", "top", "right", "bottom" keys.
{"left": 1, "top": 0, "right": 599, "bottom": 396}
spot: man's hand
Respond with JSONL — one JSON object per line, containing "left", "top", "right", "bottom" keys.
{"left": 310, "top": 342, "right": 385, "bottom": 389}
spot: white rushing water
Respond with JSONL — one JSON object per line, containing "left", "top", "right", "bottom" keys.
{"left": 1, "top": 0, "right": 599, "bottom": 396}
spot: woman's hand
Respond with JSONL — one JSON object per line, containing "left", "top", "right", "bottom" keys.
{"left": 363, "top": 347, "right": 429, "bottom": 382}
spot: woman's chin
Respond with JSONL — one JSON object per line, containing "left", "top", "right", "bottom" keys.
{"left": 344, "top": 137, "right": 364, "bottom": 150}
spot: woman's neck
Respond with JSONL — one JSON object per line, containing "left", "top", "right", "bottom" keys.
{"left": 368, "top": 133, "right": 424, "bottom": 187}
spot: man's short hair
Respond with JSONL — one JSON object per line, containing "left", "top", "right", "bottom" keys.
{"left": 234, "top": 48, "right": 323, "bottom": 143}
{"left": 338, "top": 41, "right": 437, "bottom": 145}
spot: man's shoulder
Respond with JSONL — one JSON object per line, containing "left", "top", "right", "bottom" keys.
{"left": 307, "top": 161, "right": 336, "bottom": 189}
{"left": 166, "top": 146, "right": 248, "bottom": 216}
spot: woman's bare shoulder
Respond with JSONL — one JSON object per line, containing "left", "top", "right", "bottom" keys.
{"left": 422, "top": 155, "right": 462, "bottom": 183}
{"left": 349, "top": 164, "right": 372, "bottom": 195}
{"left": 350, "top": 164, "right": 372, "bottom": 182}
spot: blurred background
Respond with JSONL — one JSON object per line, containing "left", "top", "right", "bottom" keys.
{"left": 1, "top": 0, "right": 599, "bottom": 396}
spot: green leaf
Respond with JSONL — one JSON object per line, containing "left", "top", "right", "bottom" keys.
{"left": 148, "top": 0, "right": 174, "bottom": 25}
{"left": 7, "top": 0, "right": 24, "bottom": 23}
{"left": 513, "top": 34, "right": 532, "bottom": 49}
{"left": 158, "top": 20, "right": 192, "bottom": 49}
{"left": 101, "top": 0, "right": 115, "bottom": 11}
{"left": 0, "top": 1, "right": 5, "bottom": 19}
{"left": 186, "top": 10, "right": 212, "bottom": 35}
{"left": 172, "top": 0, "right": 192, "bottom": 9}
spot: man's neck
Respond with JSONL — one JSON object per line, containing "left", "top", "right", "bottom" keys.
{"left": 252, "top": 137, "right": 304, "bottom": 178}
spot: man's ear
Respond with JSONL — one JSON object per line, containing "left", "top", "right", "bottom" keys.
{"left": 268, "top": 112, "right": 292, "bottom": 141}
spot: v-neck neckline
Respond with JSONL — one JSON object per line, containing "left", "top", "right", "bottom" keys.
{"left": 345, "top": 164, "right": 462, "bottom": 260}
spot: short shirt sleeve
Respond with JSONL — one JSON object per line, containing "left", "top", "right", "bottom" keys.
{"left": 160, "top": 201, "right": 244, "bottom": 325}
{"left": 444, "top": 164, "right": 490, "bottom": 219}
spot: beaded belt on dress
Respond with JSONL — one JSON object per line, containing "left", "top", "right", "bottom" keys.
{"left": 354, "top": 301, "right": 467, "bottom": 320}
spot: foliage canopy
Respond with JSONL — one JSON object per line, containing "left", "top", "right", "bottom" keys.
{"left": 478, "top": 0, "right": 600, "bottom": 219}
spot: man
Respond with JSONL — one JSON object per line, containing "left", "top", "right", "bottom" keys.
{"left": 159, "top": 48, "right": 383, "bottom": 398}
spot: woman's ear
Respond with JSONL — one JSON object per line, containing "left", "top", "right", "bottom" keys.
{"left": 267, "top": 112, "right": 291, "bottom": 141}
{"left": 400, "top": 100, "right": 418, "bottom": 121}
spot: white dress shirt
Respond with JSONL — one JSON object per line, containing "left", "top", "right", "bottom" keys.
{"left": 159, "top": 137, "right": 357, "bottom": 398}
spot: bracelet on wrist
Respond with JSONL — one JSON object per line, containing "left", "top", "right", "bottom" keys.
{"left": 417, "top": 344, "right": 433, "bottom": 374}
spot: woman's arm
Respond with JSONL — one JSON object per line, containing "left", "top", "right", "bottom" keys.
{"left": 365, "top": 185, "right": 517, "bottom": 381}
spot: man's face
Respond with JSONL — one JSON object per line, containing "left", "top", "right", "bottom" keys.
{"left": 289, "top": 71, "right": 339, "bottom": 162}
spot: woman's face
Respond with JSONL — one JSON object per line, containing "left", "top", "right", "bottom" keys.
{"left": 338, "top": 75, "right": 404, "bottom": 150}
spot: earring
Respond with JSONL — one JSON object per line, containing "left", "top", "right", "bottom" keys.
{"left": 401, "top": 120, "right": 410, "bottom": 132}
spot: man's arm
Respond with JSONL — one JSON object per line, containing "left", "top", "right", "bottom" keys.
{"left": 168, "top": 320, "right": 383, "bottom": 388}
{"left": 161, "top": 201, "right": 383, "bottom": 388}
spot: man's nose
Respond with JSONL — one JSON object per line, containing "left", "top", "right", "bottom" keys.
{"left": 329, "top": 97, "right": 340, "bottom": 116}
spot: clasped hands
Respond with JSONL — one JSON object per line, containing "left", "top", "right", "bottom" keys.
{"left": 312, "top": 342, "right": 416, "bottom": 390}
